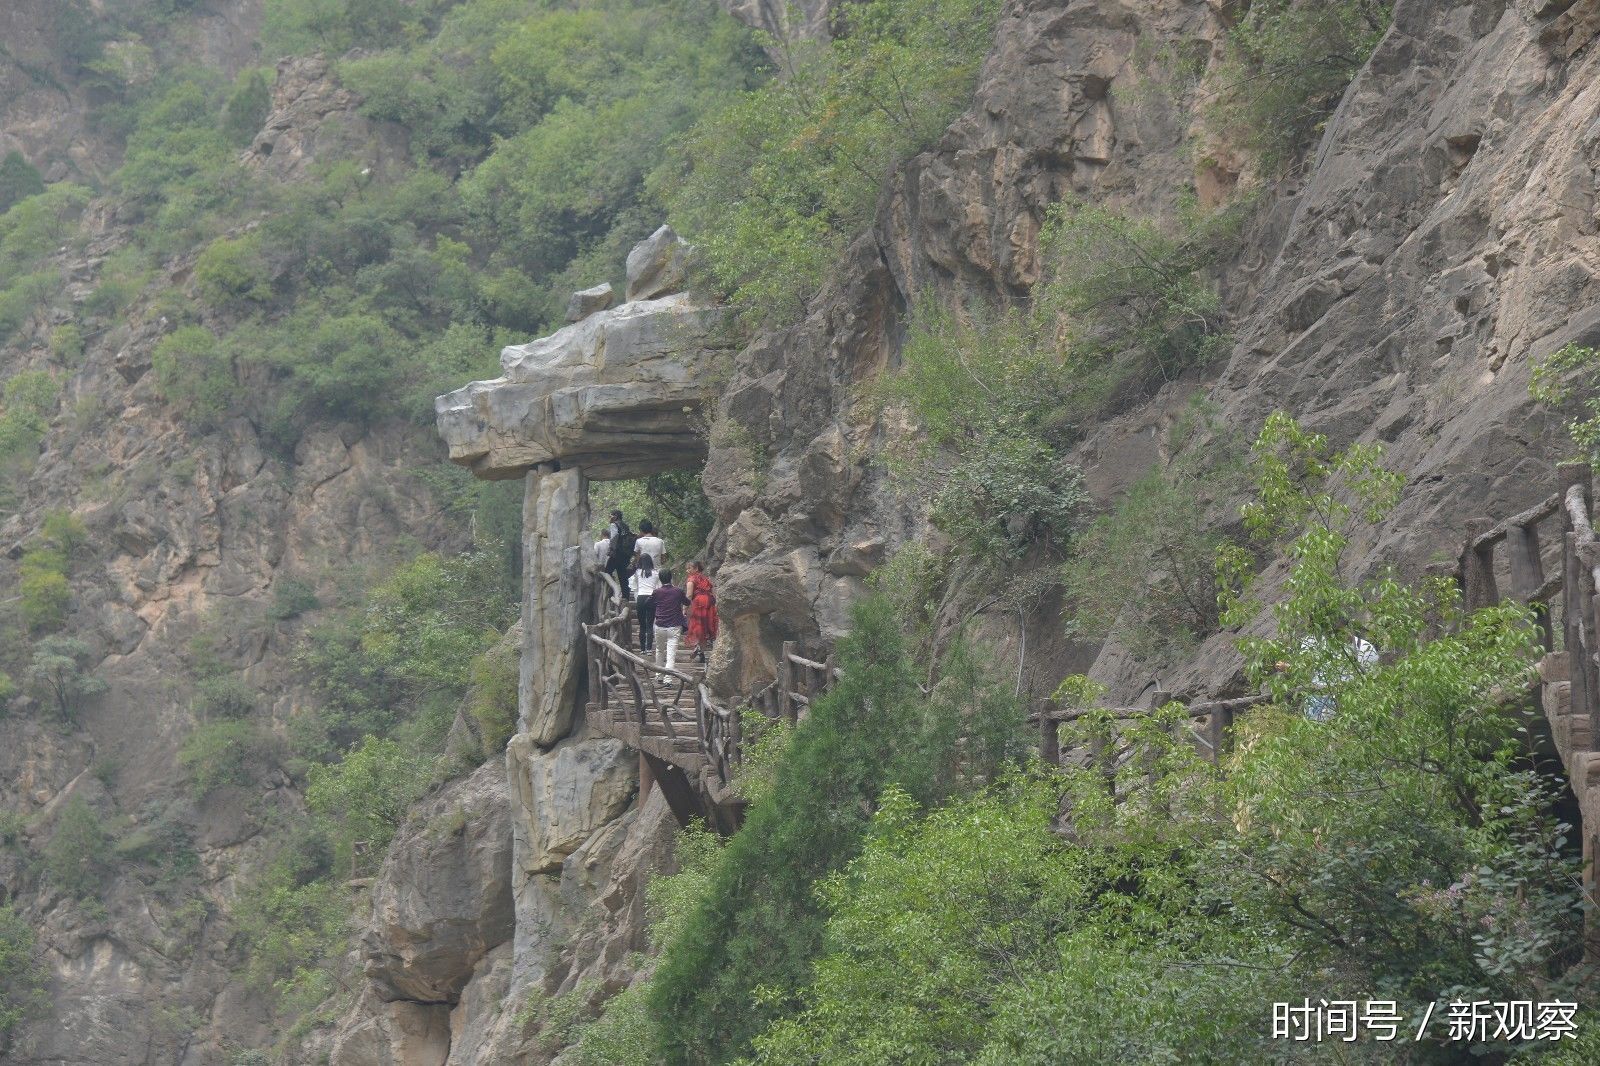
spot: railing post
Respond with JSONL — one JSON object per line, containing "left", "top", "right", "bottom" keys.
{"left": 730, "top": 701, "right": 742, "bottom": 769}
{"left": 1462, "top": 518, "right": 1499, "bottom": 610}
{"left": 778, "top": 641, "right": 795, "bottom": 725}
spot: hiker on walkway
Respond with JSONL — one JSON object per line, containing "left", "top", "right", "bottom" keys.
{"left": 591, "top": 528, "right": 611, "bottom": 571}
{"left": 604, "top": 509, "right": 635, "bottom": 594}
{"left": 635, "top": 520, "right": 666, "bottom": 570}
{"left": 684, "top": 560, "right": 718, "bottom": 663}
{"left": 650, "top": 569, "right": 690, "bottom": 673}
{"left": 630, "top": 553, "right": 662, "bottom": 653}
{"left": 1278, "top": 633, "right": 1378, "bottom": 721}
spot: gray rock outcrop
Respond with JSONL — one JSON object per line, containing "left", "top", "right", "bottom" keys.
{"left": 436, "top": 230, "right": 732, "bottom": 482}
{"left": 564, "top": 282, "right": 617, "bottom": 323}
{"left": 363, "top": 762, "right": 514, "bottom": 1006}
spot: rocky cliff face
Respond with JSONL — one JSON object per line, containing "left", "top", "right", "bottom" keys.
{"left": 700, "top": 0, "right": 1600, "bottom": 713}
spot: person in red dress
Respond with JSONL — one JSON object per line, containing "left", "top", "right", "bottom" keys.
{"left": 683, "top": 561, "right": 719, "bottom": 662}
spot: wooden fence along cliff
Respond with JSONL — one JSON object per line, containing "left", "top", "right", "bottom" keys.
{"left": 580, "top": 466, "right": 1600, "bottom": 947}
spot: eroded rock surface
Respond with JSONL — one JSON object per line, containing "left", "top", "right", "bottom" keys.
{"left": 436, "top": 231, "right": 733, "bottom": 481}
{"left": 364, "top": 761, "right": 515, "bottom": 1006}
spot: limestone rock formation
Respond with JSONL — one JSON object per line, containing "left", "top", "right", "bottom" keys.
{"left": 363, "top": 762, "right": 515, "bottom": 1006}
{"left": 565, "top": 282, "right": 617, "bottom": 323}
{"left": 624, "top": 224, "right": 694, "bottom": 301}
{"left": 511, "top": 734, "right": 637, "bottom": 875}
{"left": 436, "top": 236, "right": 733, "bottom": 481}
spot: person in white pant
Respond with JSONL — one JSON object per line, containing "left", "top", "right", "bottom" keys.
{"left": 649, "top": 570, "right": 690, "bottom": 673}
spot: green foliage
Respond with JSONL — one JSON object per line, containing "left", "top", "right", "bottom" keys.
{"left": 194, "top": 674, "right": 258, "bottom": 719}
{"left": 741, "top": 416, "right": 1585, "bottom": 1064}
{"left": 0, "top": 152, "right": 44, "bottom": 215}
{"left": 467, "top": 637, "right": 518, "bottom": 759}
{"left": 221, "top": 68, "right": 272, "bottom": 147}
{"left": 15, "top": 510, "right": 86, "bottom": 633}
{"left": 25, "top": 636, "right": 105, "bottom": 720}
{"left": 730, "top": 707, "right": 792, "bottom": 807}
{"left": 306, "top": 736, "right": 432, "bottom": 875}
{"left": 1037, "top": 197, "right": 1241, "bottom": 385}
{"left": 178, "top": 719, "right": 279, "bottom": 797}
{"left": 263, "top": 0, "right": 413, "bottom": 57}
{"left": 269, "top": 578, "right": 320, "bottom": 621}
{"left": 662, "top": 0, "right": 999, "bottom": 323}
{"left": 1061, "top": 404, "right": 1246, "bottom": 657}
{"left": 195, "top": 232, "right": 273, "bottom": 309}
{"left": 48, "top": 323, "right": 85, "bottom": 364}
{"left": 589, "top": 471, "right": 717, "bottom": 564}
{"left": 879, "top": 303, "right": 1088, "bottom": 566}
{"left": 0, "top": 902, "right": 46, "bottom": 1038}
{"left": 649, "top": 594, "right": 1029, "bottom": 1063}
{"left": 1208, "top": 0, "right": 1392, "bottom": 170}
{"left": 152, "top": 325, "right": 236, "bottom": 426}
{"left": 1216, "top": 411, "right": 1403, "bottom": 631}
{"left": 43, "top": 797, "right": 111, "bottom": 898}
{"left": 230, "top": 821, "right": 348, "bottom": 997}
{"left": 1532, "top": 343, "right": 1600, "bottom": 468}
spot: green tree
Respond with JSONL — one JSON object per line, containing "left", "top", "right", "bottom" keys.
{"left": 179, "top": 719, "right": 279, "bottom": 798}
{"left": 151, "top": 325, "right": 234, "bottom": 426}
{"left": 1207, "top": 0, "right": 1392, "bottom": 170}
{"left": 661, "top": 0, "right": 999, "bottom": 324}
{"left": 43, "top": 797, "right": 111, "bottom": 897}
{"left": 0, "top": 152, "right": 44, "bottom": 216}
{"left": 649, "top": 595, "right": 1028, "bottom": 1063}
{"left": 1531, "top": 343, "right": 1600, "bottom": 468}
{"left": 221, "top": 68, "right": 272, "bottom": 147}
{"left": 305, "top": 736, "right": 432, "bottom": 875}
{"left": 194, "top": 232, "right": 273, "bottom": 309}
{"left": 25, "top": 636, "right": 106, "bottom": 720}
{"left": 0, "top": 903, "right": 45, "bottom": 1037}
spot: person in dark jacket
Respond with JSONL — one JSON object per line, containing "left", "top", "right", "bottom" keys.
{"left": 649, "top": 570, "right": 690, "bottom": 672}
{"left": 604, "top": 509, "right": 634, "bottom": 595}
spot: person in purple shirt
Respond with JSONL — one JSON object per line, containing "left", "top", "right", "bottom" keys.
{"left": 650, "top": 570, "right": 691, "bottom": 672}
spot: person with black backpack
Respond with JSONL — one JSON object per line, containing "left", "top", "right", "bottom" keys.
{"left": 605, "top": 509, "right": 636, "bottom": 593}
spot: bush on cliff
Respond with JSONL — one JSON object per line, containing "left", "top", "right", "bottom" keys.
{"left": 1208, "top": 0, "right": 1393, "bottom": 171}
{"left": 660, "top": 0, "right": 1001, "bottom": 324}
{"left": 741, "top": 416, "right": 1585, "bottom": 1062}
{"left": 648, "top": 593, "right": 1030, "bottom": 1063}
{"left": 0, "top": 902, "right": 45, "bottom": 1037}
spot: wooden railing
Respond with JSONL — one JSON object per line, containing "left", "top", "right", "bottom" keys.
{"left": 581, "top": 465, "right": 1600, "bottom": 846}
{"left": 582, "top": 581, "right": 841, "bottom": 806}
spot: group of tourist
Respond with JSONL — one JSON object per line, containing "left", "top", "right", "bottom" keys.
{"left": 592, "top": 509, "right": 718, "bottom": 673}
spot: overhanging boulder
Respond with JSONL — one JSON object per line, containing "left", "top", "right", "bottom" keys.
{"left": 435, "top": 231, "right": 730, "bottom": 482}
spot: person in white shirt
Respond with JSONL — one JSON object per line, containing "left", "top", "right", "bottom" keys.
{"left": 592, "top": 531, "right": 611, "bottom": 569}
{"left": 630, "top": 554, "right": 663, "bottom": 652}
{"left": 634, "top": 520, "right": 665, "bottom": 570}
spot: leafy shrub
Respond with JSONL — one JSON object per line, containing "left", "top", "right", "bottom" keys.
{"left": 1532, "top": 343, "right": 1600, "bottom": 468}
{"left": 263, "top": 0, "right": 413, "bottom": 57}
{"left": 152, "top": 325, "right": 233, "bottom": 426}
{"left": 1061, "top": 404, "right": 1245, "bottom": 657}
{"left": 0, "top": 902, "right": 45, "bottom": 1037}
{"left": 194, "top": 232, "right": 273, "bottom": 309}
{"left": 649, "top": 595, "right": 1029, "bottom": 1063}
{"left": 25, "top": 636, "right": 105, "bottom": 720}
{"left": 467, "top": 638, "right": 518, "bottom": 759}
{"left": 48, "top": 323, "right": 85, "bottom": 364}
{"left": 230, "top": 821, "right": 348, "bottom": 996}
{"left": 1207, "top": 0, "right": 1392, "bottom": 170}
{"left": 305, "top": 736, "right": 432, "bottom": 875}
{"left": 661, "top": 0, "right": 999, "bottom": 323}
{"left": 178, "top": 719, "right": 279, "bottom": 797}
{"left": 18, "top": 554, "right": 70, "bottom": 633}
{"left": 268, "top": 578, "right": 319, "bottom": 621}
{"left": 42, "top": 797, "right": 111, "bottom": 898}
{"left": 195, "top": 675, "right": 257, "bottom": 719}
{"left": 0, "top": 152, "right": 44, "bottom": 215}
{"left": 1037, "top": 198, "right": 1241, "bottom": 386}
{"left": 221, "top": 68, "right": 272, "bottom": 147}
